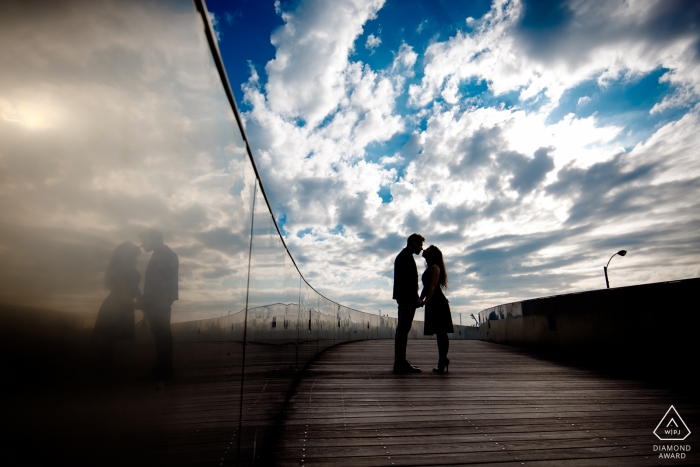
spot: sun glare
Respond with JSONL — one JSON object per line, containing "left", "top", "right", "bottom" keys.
{"left": 0, "top": 98, "right": 54, "bottom": 129}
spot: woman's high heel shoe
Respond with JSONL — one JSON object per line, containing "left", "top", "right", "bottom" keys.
{"left": 432, "top": 357, "right": 449, "bottom": 374}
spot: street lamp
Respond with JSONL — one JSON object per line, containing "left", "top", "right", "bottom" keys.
{"left": 604, "top": 250, "right": 627, "bottom": 289}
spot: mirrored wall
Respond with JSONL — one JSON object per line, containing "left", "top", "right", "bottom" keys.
{"left": 0, "top": 1, "right": 474, "bottom": 465}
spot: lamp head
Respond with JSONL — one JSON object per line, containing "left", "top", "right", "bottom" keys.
{"left": 617, "top": 250, "right": 627, "bottom": 256}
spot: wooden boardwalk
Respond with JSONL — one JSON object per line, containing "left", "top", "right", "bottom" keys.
{"left": 2, "top": 341, "right": 247, "bottom": 466}
{"left": 275, "top": 340, "right": 698, "bottom": 466}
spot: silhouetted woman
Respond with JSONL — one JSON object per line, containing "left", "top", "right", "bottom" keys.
{"left": 92, "top": 241, "right": 142, "bottom": 373}
{"left": 420, "top": 245, "right": 453, "bottom": 373}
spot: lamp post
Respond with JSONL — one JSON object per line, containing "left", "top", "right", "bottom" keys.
{"left": 604, "top": 250, "right": 627, "bottom": 289}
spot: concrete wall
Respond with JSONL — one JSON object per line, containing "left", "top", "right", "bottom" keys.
{"left": 478, "top": 277, "right": 699, "bottom": 353}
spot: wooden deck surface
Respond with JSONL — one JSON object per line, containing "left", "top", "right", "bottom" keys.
{"left": 275, "top": 340, "right": 698, "bottom": 466}
{"left": 2, "top": 341, "right": 246, "bottom": 466}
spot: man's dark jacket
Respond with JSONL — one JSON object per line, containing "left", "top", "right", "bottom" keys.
{"left": 392, "top": 247, "right": 418, "bottom": 306}
{"left": 143, "top": 244, "right": 179, "bottom": 309}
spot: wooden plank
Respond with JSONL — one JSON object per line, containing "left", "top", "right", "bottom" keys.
{"left": 2, "top": 341, "right": 246, "bottom": 465}
{"left": 276, "top": 340, "right": 699, "bottom": 466}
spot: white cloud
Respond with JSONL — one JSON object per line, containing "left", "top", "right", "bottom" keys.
{"left": 208, "top": 11, "right": 222, "bottom": 41}
{"left": 409, "top": 0, "right": 700, "bottom": 112}
{"left": 650, "top": 77, "right": 695, "bottom": 114}
{"left": 263, "top": 0, "right": 385, "bottom": 127}
{"left": 365, "top": 33, "right": 381, "bottom": 53}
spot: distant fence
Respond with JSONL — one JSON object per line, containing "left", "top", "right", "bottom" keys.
{"left": 171, "top": 304, "right": 479, "bottom": 344}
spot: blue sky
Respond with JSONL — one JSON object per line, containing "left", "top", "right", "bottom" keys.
{"left": 206, "top": 0, "right": 700, "bottom": 315}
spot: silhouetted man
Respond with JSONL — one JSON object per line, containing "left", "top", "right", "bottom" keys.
{"left": 141, "top": 229, "right": 178, "bottom": 379}
{"left": 392, "top": 233, "right": 425, "bottom": 373}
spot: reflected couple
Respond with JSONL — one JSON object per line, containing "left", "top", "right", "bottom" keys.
{"left": 92, "top": 229, "right": 179, "bottom": 379}
{"left": 392, "top": 233, "right": 453, "bottom": 374}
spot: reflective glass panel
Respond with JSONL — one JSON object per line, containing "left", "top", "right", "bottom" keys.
{"left": 0, "top": 1, "right": 253, "bottom": 464}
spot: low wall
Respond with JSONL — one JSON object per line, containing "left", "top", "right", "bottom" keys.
{"left": 478, "top": 277, "right": 699, "bottom": 353}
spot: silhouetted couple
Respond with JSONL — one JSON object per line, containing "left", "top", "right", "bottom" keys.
{"left": 393, "top": 233, "right": 453, "bottom": 374}
{"left": 92, "top": 229, "right": 179, "bottom": 379}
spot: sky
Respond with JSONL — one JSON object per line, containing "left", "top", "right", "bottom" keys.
{"left": 208, "top": 0, "right": 700, "bottom": 317}
{"left": 0, "top": 1, "right": 260, "bottom": 321}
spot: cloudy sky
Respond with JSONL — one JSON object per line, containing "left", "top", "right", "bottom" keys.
{"left": 0, "top": 1, "right": 263, "bottom": 321}
{"left": 207, "top": 0, "right": 700, "bottom": 317}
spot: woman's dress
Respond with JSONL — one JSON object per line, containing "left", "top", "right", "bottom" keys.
{"left": 92, "top": 269, "right": 140, "bottom": 342}
{"left": 422, "top": 268, "right": 454, "bottom": 335}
